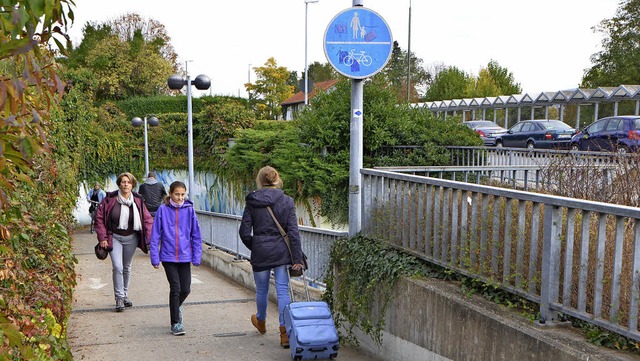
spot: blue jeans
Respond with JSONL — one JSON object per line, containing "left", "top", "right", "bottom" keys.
{"left": 253, "top": 265, "right": 290, "bottom": 326}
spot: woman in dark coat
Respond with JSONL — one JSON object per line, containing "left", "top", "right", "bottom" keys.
{"left": 239, "top": 166, "right": 304, "bottom": 348}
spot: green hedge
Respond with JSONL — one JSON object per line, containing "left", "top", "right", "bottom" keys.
{"left": 116, "top": 95, "right": 249, "bottom": 120}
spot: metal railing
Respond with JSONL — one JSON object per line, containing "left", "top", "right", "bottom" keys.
{"left": 375, "top": 165, "right": 544, "bottom": 190}
{"left": 444, "top": 146, "right": 629, "bottom": 188}
{"left": 361, "top": 168, "right": 640, "bottom": 342}
{"left": 196, "top": 210, "right": 348, "bottom": 285}
{"left": 374, "top": 146, "right": 626, "bottom": 187}
{"left": 447, "top": 146, "right": 628, "bottom": 168}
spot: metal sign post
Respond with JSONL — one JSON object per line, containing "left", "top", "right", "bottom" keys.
{"left": 324, "top": 3, "right": 392, "bottom": 237}
{"left": 349, "top": 80, "right": 364, "bottom": 237}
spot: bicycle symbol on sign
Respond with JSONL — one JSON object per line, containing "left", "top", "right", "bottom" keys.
{"left": 343, "top": 49, "right": 372, "bottom": 67}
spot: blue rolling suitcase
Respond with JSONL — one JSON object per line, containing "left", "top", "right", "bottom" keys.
{"left": 284, "top": 274, "right": 339, "bottom": 360}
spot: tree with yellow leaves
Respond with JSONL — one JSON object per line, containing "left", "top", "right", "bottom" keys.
{"left": 245, "top": 57, "right": 294, "bottom": 120}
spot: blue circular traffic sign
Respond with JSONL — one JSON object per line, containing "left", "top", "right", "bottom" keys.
{"left": 324, "top": 7, "right": 393, "bottom": 79}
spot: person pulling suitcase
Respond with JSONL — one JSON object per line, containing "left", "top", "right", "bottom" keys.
{"left": 239, "top": 166, "right": 305, "bottom": 348}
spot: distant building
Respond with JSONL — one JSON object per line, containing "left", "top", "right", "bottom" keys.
{"left": 281, "top": 79, "right": 339, "bottom": 120}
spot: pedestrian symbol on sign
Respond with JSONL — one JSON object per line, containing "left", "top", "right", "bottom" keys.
{"left": 324, "top": 7, "right": 392, "bottom": 79}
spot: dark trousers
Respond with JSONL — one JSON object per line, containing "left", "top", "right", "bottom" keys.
{"left": 162, "top": 262, "right": 191, "bottom": 325}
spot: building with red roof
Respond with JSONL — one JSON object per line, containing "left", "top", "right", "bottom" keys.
{"left": 281, "top": 79, "right": 339, "bottom": 120}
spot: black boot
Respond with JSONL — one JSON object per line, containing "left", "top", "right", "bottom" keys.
{"left": 115, "top": 298, "right": 125, "bottom": 312}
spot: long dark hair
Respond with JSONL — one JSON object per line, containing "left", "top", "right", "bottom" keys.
{"left": 163, "top": 181, "right": 187, "bottom": 205}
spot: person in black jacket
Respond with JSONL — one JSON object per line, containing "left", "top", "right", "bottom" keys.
{"left": 239, "top": 166, "right": 304, "bottom": 348}
{"left": 138, "top": 172, "right": 167, "bottom": 217}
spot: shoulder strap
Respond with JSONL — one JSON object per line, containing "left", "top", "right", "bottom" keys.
{"left": 266, "top": 206, "right": 293, "bottom": 258}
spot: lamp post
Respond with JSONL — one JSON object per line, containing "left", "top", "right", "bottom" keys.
{"left": 131, "top": 116, "right": 159, "bottom": 177}
{"left": 247, "top": 63, "right": 252, "bottom": 100}
{"left": 407, "top": 0, "right": 412, "bottom": 103}
{"left": 304, "top": 0, "right": 319, "bottom": 105}
{"left": 168, "top": 72, "right": 211, "bottom": 198}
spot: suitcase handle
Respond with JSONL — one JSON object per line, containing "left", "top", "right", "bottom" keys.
{"left": 287, "top": 267, "right": 311, "bottom": 302}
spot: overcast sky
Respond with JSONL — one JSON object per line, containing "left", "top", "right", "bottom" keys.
{"left": 68, "top": 0, "right": 620, "bottom": 98}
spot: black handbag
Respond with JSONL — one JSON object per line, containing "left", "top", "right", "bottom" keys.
{"left": 266, "top": 206, "right": 307, "bottom": 277}
{"left": 94, "top": 243, "right": 112, "bottom": 260}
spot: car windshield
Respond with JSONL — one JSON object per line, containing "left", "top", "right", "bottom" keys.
{"left": 538, "top": 120, "right": 572, "bottom": 130}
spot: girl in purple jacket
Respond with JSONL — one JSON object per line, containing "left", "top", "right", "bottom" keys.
{"left": 149, "top": 181, "right": 202, "bottom": 336}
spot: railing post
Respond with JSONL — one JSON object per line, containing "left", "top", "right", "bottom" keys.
{"left": 362, "top": 173, "right": 371, "bottom": 235}
{"left": 234, "top": 222, "right": 242, "bottom": 261}
{"left": 539, "top": 204, "right": 561, "bottom": 323}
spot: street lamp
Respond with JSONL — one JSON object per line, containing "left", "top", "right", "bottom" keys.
{"left": 304, "top": 0, "right": 319, "bottom": 106}
{"left": 247, "top": 63, "right": 252, "bottom": 100}
{"left": 131, "top": 116, "right": 159, "bottom": 177}
{"left": 167, "top": 72, "right": 211, "bottom": 198}
{"left": 407, "top": 0, "right": 412, "bottom": 103}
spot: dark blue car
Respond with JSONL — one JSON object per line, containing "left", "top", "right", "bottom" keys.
{"left": 570, "top": 115, "right": 640, "bottom": 153}
{"left": 494, "top": 119, "right": 576, "bottom": 149}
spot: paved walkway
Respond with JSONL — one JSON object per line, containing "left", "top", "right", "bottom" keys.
{"left": 67, "top": 228, "right": 375, "bottom": 361}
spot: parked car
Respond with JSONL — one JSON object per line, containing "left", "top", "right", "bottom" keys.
{"left": 494, "top": 119, "right": 576, "bottom": 149}
{"left": 463, "top": 120, "right": 507, "bottom": 146}
{"left": 570, "top": 115, "right": 640, "bottom": 153}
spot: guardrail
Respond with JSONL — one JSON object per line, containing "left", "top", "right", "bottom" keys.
{"left": 444, "top": 146, "right": 629, "bottom": 188}
{"left": 374, "top": 165, "right": 544, "bottom": 190}
{"left": 195, "top": 210, "right": 348, "bottom": 286}
{"left": 375, "top": 146, "right": 627, "bottom": 187}
{"left": 361, "top": 168, "right": 640, "bottom": 342}
{"left": 446, "top": 145, "right": 627, "bottom": 167}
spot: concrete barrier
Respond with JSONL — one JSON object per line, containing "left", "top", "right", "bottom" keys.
{"left": 361, "top": 278, "right": 639, "bottom": 361}
{"left": 200, "top": 246, "right": 323, "bottom": 304}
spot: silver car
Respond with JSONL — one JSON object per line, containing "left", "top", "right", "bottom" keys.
{"left": 464, "top": 120, "right": 508, "bottom": 146}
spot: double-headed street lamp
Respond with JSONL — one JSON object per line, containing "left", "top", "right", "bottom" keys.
{"left": 167, "top": 73, "right": 211, "bottom": 197}
{"left": 304, "top": 0, "right": 319, "bottom": 105}
{"left": 247, "top": 63, "right": 252, "bottom": 101}
{"left": 131, "top": 116, "right": 159, "bottom": 177}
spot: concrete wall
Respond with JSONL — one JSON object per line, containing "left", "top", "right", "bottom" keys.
{"left": 200, "top": 246, "right": 640, "bottom": 361}
{"left": 371, "top": 278, "right": 639, "bottom": 361}
{"left": 200, "top": 246, "right": 324, "bottom": 304}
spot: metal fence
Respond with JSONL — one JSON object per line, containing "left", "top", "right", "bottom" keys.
{"left": 361, "top": 168, "right": 640, "bottom": 342}
{"left": 196, "top": 210, "right": 348, "bottom": 285}
{"left": 443, "top": 146, "right": 630, "bottom": 188}
{"left": 374, "top": 146, "right": 626, "bottom": 187}
{"left": 447, "top": 146, "right": 628, "bottom": 168}
{"left": 375, "top": 165, "right": 545, "bottom": 191}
